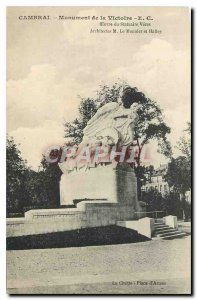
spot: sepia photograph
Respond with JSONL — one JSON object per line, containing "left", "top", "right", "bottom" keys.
{"left": 6, "top": 6, "right": 191, "bottom": 294}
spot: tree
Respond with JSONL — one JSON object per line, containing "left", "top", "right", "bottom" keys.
{"left": 7, "top": 135, "right": 63, "bottom": 216}
{"left": 40, "top": 157, "right": 63, "bottom": 207}
{"left": 164, "top": 123, "right": 191, "bottom": 220}
{"left": 19, "top": 159, "right": 62, "bottom": 212}
{"left": 164, "top": 156, "right": 191, "bottom": 220}
{"left": 64, "top": 82, "right": 172, "bottom": 195}
{"left": 64, "top": 98, "right": 97, "bottom": 145}
{"left": 64, "top": 82, "right": 130, "bottom": 144}
{"left": 134, "top": 165, "right": 147, "bottom": 197}
{"left": 23, "top": 168, "right": 50, "bottom": 210}
{"left": 142, "top": 189, "right": 184, "bottom": 218}
{"left": 141, "top": 188, "right": 165, "bottom": 215}
{"left": 65, "top": 82, "right": 171, "bottom": 158}
{"left": 176, "top": 122, "right": 191, "bottom": 159}
{"left": 6, "top": 136, "right": 29, "bottom": 216}
{"left": 164, "top": 191, "right": 185, "bottom": 219}
{"left": 145, "top": 165, "right": 155, "bottom": 183}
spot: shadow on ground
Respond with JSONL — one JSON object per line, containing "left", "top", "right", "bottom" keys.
{"left": 7, "top": 225, "right": 150, "bottom": 250}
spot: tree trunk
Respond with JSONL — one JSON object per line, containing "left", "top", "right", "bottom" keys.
{"left": 180, "top": 192, "right": 189, "bottom": 222}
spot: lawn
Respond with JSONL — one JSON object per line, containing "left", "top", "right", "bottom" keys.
{"left": 7, "top": 225, "right": 150, "bottom": 250}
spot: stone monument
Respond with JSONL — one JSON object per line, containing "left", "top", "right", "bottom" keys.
{"left": 7, "top": 87, "right": 144, "bottom": 237}
{"left": 59, "top": 87, "right": 141, "bottom": 219}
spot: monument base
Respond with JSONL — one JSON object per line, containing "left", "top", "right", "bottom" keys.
{"left": 7, "top": 163, "right": 142, "bottom": 237}
{"left": 7, "top": 201, "right": 138, "bottom": 237}
{"left": 59, "top": 163, "right": 138, "bottom": 209}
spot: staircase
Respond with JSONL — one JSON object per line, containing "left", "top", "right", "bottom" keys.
{"left": 153, "top": 220, "right": 186, "bottom": 240}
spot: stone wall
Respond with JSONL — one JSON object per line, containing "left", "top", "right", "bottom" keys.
{"left": 7, "top": 201, "right": 137, "bottom": 237}
{"left": 7, "top": 163, "right": 140, "bottom": 237}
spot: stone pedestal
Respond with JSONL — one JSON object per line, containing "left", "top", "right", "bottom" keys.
{"left": 59, "top": 163, "right": 138, "bottom": 210}
{"left": 7, "top": 163, "right": 140, "bottom": 237}
{"left": 164, "top": 215, "right": 178, "bottom": 229}
{"left": 117, "top": 217, "right": 154, "bottom": 239}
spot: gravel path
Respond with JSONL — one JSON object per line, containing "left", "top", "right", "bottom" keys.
{"left": 7, "top": 235, "right": 191, "bottom": 294}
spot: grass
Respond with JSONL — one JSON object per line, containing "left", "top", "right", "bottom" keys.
{"left": 7, "top": 225, "right": 150, "bottom": 250}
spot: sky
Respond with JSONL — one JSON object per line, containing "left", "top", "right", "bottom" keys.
{"left": 7, "top": 6, "right": 191, "bottom": 170}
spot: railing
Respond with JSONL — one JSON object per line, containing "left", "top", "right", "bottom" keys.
{"left": 134, "top": 210, "right": 165, "bottom": 220}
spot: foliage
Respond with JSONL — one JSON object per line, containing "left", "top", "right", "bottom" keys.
{"left": 144, "top": 165, "right": 155, "bottom": 183}
{"left": 164, "top": 156, "right": 191, "bottom": 220}
{"left": 95, "top": 82, "right": 126, "bottom": 105}
{"left": 142, "top": 188, "right": 165, "bottom": 212}
{"left": 24, "top": 169, "right": 48, "bottom": 207}
{"left": 64, "top": 81, "right": 172, "bottom": 166}
{"left": 176, "top": 122, "right": 191, "bottom": 159}
{"left": 6, "top": 136, "right": 29, "bottom": 215}
{"left": 7, "top": 136, "right": 62, "bottom": 216}
{"left": 164, "top": 156, "right": 191, "bottom": 194}
{"left": 135, "top": 99, "right": 172, "bottom": 165}
{"left": 64, "top": 98, "right": 97, "bottom": 145}
{"left": 142, "top": 189, "right": 185, "bottom": 219}
{"left": 22, "top": 159, "right": 62, "bottom": 212}
{"left": 164, "top": 191, "right": 190, "bottom": 220}
{"left": 40, "top": 157, "right": 62, "bottom": 207}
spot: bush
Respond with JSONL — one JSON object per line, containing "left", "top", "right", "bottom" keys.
{"left": 141, "top": 189, "right": 184, "bottom": 219}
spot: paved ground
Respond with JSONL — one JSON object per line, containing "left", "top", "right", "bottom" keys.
{"left": 7, "top": 234, "right": 191, "bottom": 294}
{"left": 178, "top": 222, "right": 191, "bottom": 234}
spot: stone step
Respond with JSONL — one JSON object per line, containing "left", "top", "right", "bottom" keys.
{"left": 154, "top": 219, "right": 164, "bottom": 224}
{"left": 154, "top": 225, "right": 169, "bottom": 230}
{"left": 159, "top": 230, "right": 179, "bottom": 237}
{"left": 161, "top": 232, "right": 186, "bottom": 240}
{"left": 155, "top": 228, "right": 177, "bottom": 235}
{"left": 155, "top": 226, "right": 173, "bottom": 232}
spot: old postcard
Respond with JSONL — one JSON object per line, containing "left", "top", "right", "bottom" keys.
{"left": 6, "top": 6, "right": 191, "bottom": 294}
